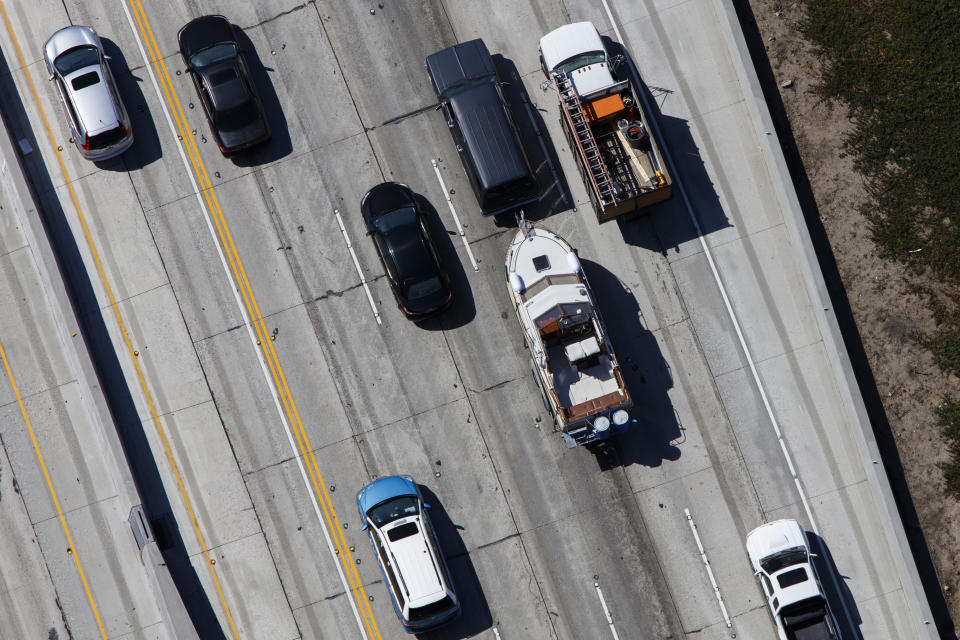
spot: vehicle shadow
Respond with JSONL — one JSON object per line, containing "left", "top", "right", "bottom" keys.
{"left": 0, "top": 48, "right": 224, "bottom": 638}
{"left": 416, "top": 486, "right": 492, "bottom": 639}
{"left": 98, "top": 37, "right": 162, "bottom": 170}
{"left": 415, "top": 193, "right": 477, "bottom": 330}
{"left": 602, "top": 39, "right": 732, "bottom": 250}
{"left": 491, "top": 54, "right": 572, "bottom": 225}
{"left": 807, "top": 532, "right": 865, "bottom": 640}
{"left": 579, "top": 259, "right": 682, "bottom": 468}
{"left": 230, "top": 27, "right": 292, "bottom": 167}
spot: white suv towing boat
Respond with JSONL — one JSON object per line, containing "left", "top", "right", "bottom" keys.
{"left": 506, "top": 222, "right": 632, "bottom": 446}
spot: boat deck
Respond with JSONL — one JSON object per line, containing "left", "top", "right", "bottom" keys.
{"left": 547, "top": 344, "right": 619, "bottom": 408}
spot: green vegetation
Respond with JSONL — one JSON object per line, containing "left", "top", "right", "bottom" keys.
{"left": 802, "top": 1, "right": 960, "bottom": 496}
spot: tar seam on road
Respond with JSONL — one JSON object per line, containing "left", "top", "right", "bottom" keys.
{"left": 121, "top": 1, "right": 383, "bottom": 638}
{"left": 0, "top": 1, "right": 242, "bottom": 637}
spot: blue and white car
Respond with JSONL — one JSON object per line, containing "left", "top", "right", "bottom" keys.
{"left": 356, "top": 475, "right": 460, "bottom": 633}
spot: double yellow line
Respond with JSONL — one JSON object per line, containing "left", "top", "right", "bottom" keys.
{"left": 125, "top": 2, "right": 382, "bottom": 639}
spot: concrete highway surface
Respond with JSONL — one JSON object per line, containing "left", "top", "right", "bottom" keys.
{"left": 0, "top": 0, "right": 938, "bottom": 638}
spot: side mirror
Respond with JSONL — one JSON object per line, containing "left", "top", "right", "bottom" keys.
{"left": 361, "top": 522, "right": 369, "bottom": 531}
{"left": 423, "top": 503, "right": 432, "bottom": 509}
{"left": 434, "top": 102, "right": 444, "bottom": 111}
{"left": 500, "top": 81, "right": 511, "bottom": 87}
{"left": 48, "top": 73, "right": 55, "bottom": 81}
{"left": 104, "top": 54, "right": 112, "bottom": 61}
{"left": 809, "top": 552, "right": 819, "bottom": 558}
{"left": 754, "top": 570, "right": 762, "bottom": 577}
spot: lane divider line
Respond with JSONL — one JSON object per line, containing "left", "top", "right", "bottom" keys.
{"left": 684, "top": 507, "right": 732, "bottom": 629}
{"left": 431, "top": 158, "right": 479, "bottom": 271}
{"left": 594, "top": 581, "right": 621, "bottom": 640}
{"left": 0, "top": 339, "right": 107, "bottom": 638}
{"left": 598, "top": 0, "right": 818, "bottom": 532}
{"left": 0, "top": 1, "right": 242, "bottom": 636}
{"left": 121, "top": 1, "right": 382, "bottom": 637}
{"left": 334, "top": 208, "right": 381, "bottom": 325}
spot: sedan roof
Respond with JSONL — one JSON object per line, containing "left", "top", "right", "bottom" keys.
{"left": 200, "top": 60, "right": 248, "bottom": 113}
{"left": 179, "top": 15, "right": 234, "bottom": 60}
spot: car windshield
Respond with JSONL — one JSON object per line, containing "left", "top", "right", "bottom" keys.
{"left": 373, "top": 206, "right": 417, "bottom": 234}
{"left": 366, "top": 495, "right": 419, "bottom": 527}
{"left": 215, "top": 102, "right": 259, "bottom": 131}
{"left": 403, "top": 274, "right": 443, "bottom": 300}
{"left": 190, "top": 42, "right": 237, "bottom": 69}
{"left": 554, "top": 51, "right": 606, "bottom": 75}
{"left": 760, "top": 548, "right": 808, "bottom": 574}
{"left": 55, "top": 46, "right": 100, "bottom": 76}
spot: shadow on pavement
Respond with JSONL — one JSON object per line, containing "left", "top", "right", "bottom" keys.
{"left": 808, "top": 531, "right": 865, "bottom": 640}
{"left": 231, "top": 27, "right": 292, "bottom": 167}
{"left": 602, "top": 38, "right": 732, "bottom": 250}
{"left": 0, "top": 48, "right": 225, "bottom": 640}
{"left": 415, "top": 192, "right": 476, "bottom": 330}
{"left": 491, "top": 53, "right": 572, "bottom": 226}
{"left": 100, "top": 37, "right": 162, "bottom": 171}
{"left": 417, "top": 485, "right": 492, "bottom": 640}
{"left": 579, "top": 259, "right": 683, "bottom": 469}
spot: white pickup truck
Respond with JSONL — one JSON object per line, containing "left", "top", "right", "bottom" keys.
{"left": 746, "top": 519, "right": 840, "bottom": 640}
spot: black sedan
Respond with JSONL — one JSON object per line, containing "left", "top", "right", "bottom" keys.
{"left": 361, "top": 183, "right": 453, "bottom": 319}
{"left": 178, "top": 15, "right": 270, "bottom": 154}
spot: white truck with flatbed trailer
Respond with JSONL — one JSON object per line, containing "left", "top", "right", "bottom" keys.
{"left": 539, "top": 21, "right": 673, "bottom": 223}
{"left": 746, "top": 519, "right": 840, "bottom": 640}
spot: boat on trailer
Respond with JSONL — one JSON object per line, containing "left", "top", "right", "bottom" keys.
{"left": 505, "top": 222, "right": 632, "bottom": 446}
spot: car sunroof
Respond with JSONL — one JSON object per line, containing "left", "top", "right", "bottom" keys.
{"left": 71, "top": 71, "right": 101, "bottom": 91}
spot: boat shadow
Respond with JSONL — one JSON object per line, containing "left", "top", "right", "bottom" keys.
{"left": 579, "top": 259, "right": 683, "bottom": 469}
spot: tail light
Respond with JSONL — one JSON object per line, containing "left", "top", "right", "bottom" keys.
{"left": 80, "top": 135, "right": 90, "bottom": 151}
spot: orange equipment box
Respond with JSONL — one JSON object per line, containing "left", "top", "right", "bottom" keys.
{"left": 584, "top": 93, "right": 625, "bottom": 122}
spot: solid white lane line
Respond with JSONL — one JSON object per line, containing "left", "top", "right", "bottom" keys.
{"left": 431, "top": 159, "right": 479, "bottom": 271}
{"left": 120, "top": 4, "right": 371, "bottom": 638}
{"left": 594, "top": 582, "right": 621, "bottom": 640}
{"left": 685, "top": 508, "right": 733, "bottom": 629}
{"left": 597, "top": 0, "right": 818, "bottom": 532}
{"left": 334, "top": 208, "right": 382, "bottom": 325}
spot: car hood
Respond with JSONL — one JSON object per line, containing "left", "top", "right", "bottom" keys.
{"left": 44, "top": 25, "right": 98, "bottom": 68}
{"left": 539, "top": 22, "right": 605, "bottom": 74}
{"left": 179, "top": 15, "right": 233, "bottom": 59}
{"left": 746, "top": 519, "right": 807, "bottom": 564}
{"left": 357, "top": 475, "right": 417, "bottom": 514}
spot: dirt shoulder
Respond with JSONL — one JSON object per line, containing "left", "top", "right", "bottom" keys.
{"left": 737, "top": 0, "right": 959, "bottom": 633}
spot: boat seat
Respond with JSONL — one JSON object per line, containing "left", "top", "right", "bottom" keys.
{"left": 564, "top": 336, "right": 600, "bottom": 363}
